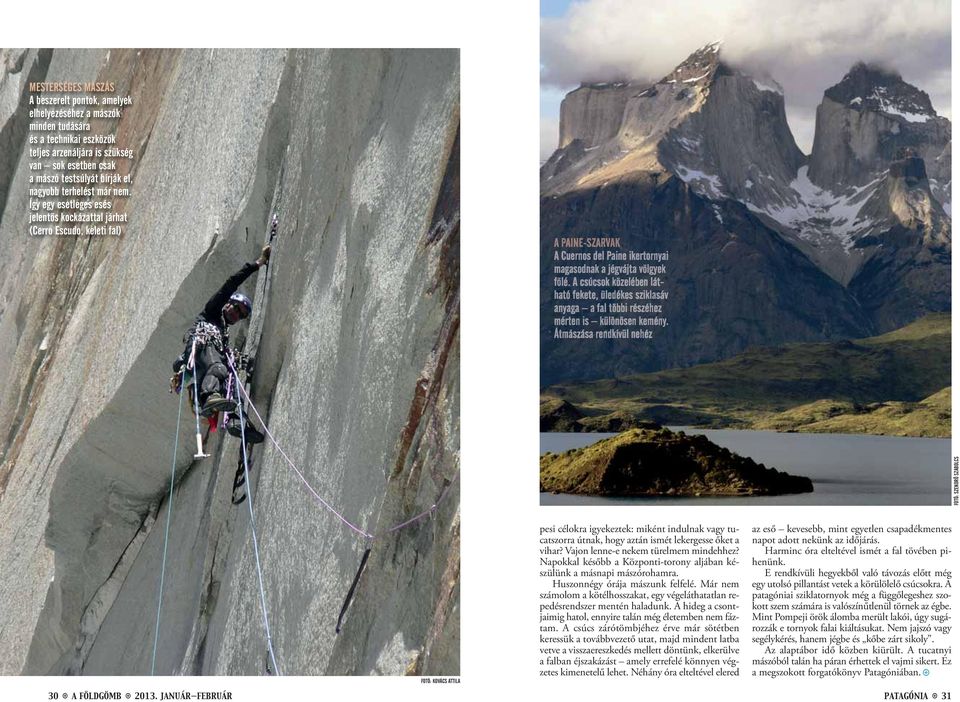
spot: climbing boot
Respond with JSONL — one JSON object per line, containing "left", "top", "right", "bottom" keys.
{"left": 227, "top": 414, "right": 264, "bottom": 444}
{"left": 200, "top": 393, "right": 237, "bottom": 417}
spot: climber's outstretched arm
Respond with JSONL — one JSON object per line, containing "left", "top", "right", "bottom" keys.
{"left": 200, "top": 245, "right": 271, "bottom": 321}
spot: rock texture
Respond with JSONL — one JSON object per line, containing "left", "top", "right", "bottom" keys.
{"left": 558, "top": 82, "right": 634, "bottom": 150}
{"left": 540, "top": 174, "right": 872, "bottom": 385}
{"left": 786, "top": 63, "right": 953, "bottom": 284}
{"left": 849, "top": 152, "right": 951, "bottom": 330}
{"left": 541, "top": 45, "right": 950, "bottom": 386}
{"left": 808, "top": 63, "right": 950, "bottom": 192}
{"left": 539, "top": 427, "right": 813, "bottom": 496}
{"left": 542, "top": 43, "right": 805, "bottom": 209}
{"left": 0, "top": 49, "right": 459, "bottom": 676}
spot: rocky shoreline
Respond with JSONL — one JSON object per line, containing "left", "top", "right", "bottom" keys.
{"left": 540, "top": 427, "right": 813, "bottom": 497}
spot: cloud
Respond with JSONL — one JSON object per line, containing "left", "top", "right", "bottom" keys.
{"left": 541, "top": 0, "right": 950, "bottom": 153}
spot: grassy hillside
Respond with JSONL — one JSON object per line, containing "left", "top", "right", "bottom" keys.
{"left": 539, "top": 427, "right": 813, "bottom": 496}
{"left": 542, "top": 314, "right": 950, "bottom": 437}
{"left": 754, "top": 387, "right": 950, "bottom": 437}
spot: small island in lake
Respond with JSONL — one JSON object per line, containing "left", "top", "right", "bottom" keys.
{"left": 540, "top": 427, "right": 813, "bottom": 497}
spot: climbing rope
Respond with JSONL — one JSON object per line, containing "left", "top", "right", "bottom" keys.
{"left": 385, "top": 475, "right": 460, "bottom": 534}
{"left": 231, "top": 361, "right": 282, "bottom": 675}
{"left": 151, "top": 368, "right": 186, "bottom": 675}
{"left": 228, "top": 359, "right": 370, "bottom": 537}
{"left": 196, "top": 182, "right": 456, "bottom": 648}
{"left": 229, "top": 370, "right": 458, "bottom": 541}
{"left": 226, "top": 354, "right": 459, "bottom": 635}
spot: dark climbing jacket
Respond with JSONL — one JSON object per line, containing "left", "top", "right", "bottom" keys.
{"left": 173, "top": 262, "right": 259, "bottom": 374}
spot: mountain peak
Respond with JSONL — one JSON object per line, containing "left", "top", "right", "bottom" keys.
{"left": 846, "top": 61, "right": 903, "bottom": 83}
{"left": 825, "top": 62, "right": 936, "bottom": 121}
{"left": 661, "top": 41, "right": 726, "bottom": 86}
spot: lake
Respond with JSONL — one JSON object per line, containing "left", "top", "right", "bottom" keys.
{"left": 539, "top": 428, "right": 951, "bottom": 506}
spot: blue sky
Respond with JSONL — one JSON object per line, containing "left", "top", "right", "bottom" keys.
{"left": 540, "top": 0, "right": 572, "bottom": 18}
{"left": 539, "top": 0, "right": 574, "bottom": 159}
{"left": 539, "top": 0, "right": 573, "bottom": 115}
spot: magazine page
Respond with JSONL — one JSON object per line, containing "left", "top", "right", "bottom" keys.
{"left": 0, "top": 3, "right": 474, "bottom": 697}
{"left": 538, "top": 0, "right": 956, "bottom": 700}
{"left": 0, "top": 1, "right": 956, "bottom": 701}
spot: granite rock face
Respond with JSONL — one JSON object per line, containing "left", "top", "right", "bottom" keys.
{"left": 558, "top": 82, "right": 633, "bottom": 150}
{"left": 0, "top": 49, "right": 52, "bottom": 223}
{"left": 789, "top": 63, "right": 952, "bottom": 284}
{"left": 543, "top": 43, "right": 806, "bottom": 209}
{"left": 540, "top": 45, "right": 950, "bottom": 386}
{"left": 0, "top": 49, "right": 459, "bottom": 676}
{"left": 540, "top": 175, "right": 871, "bottom": 385}
{"left": 808, "top": 63, "right": 951, "bottom": 193}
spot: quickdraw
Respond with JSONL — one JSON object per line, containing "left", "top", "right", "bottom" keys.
{"left": 188, "top": 320, "right": 225, "bottom": 354}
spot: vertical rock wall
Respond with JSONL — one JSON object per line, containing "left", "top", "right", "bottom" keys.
{"left": 0, "top": 48, "right": 459, "bottom": 676}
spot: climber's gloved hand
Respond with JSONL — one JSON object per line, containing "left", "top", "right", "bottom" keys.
{"left": 170, "top": 370, "right": 182, "bottom": 394}
{"left": 256, "top": 245, "right": 271, "bottom": 267}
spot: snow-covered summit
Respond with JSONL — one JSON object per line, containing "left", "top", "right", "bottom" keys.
{"left": 826, "top": 62, "right": 937, "bottom": 123}
{"left": 661, "top": 40, "right": 725, "bottom": 86}
{"left": 808, "top": 62, "right": 951, "bottom": 215}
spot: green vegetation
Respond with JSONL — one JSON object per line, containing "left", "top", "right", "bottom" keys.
{"left": 542, "top": 314, "right": 950, "bottom": 437}
{"left": 755, "top": 387, "right": 950, "bottom": 437}
{"left": 539, "top": 427, "right": 813, "bottom": 496}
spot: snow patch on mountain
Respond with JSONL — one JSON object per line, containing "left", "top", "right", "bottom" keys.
{"left": 752, "top": 78, "right": 782, "bottom": 95}
{"left": 746, "top": 166, "right": 880, "bottom": 250}
{"left": 675, "top": 165, "right": 724, "bottom": 199}
{"left": 870, "top": 87, "right": 932, "bottom": 123}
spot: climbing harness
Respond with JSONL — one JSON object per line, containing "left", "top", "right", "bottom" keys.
{"left": 189, "top": 320, "right": 226, "bottom": 353}
{"left": 156, "top": 156, "right": 458, "bottom": 669}
{"left": 180, "top": 317, "right": 232, "bottom": 458}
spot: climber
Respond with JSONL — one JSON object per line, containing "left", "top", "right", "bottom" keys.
{"left": 170, "top": 244, "right": 271, "bottom": 418}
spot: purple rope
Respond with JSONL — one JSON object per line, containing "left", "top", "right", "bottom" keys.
{"left": 227, "top": 356, "right": 372, "bottom": 539}
{"left": 227, "top": 356, "right": 459, "bottom": 541}
{"left": 385, "top": 472, "right": 460, "bottom": 533}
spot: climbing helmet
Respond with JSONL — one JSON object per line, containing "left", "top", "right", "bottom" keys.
{"left": 229, "top": 292, "right": 252, "bottom": 319}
